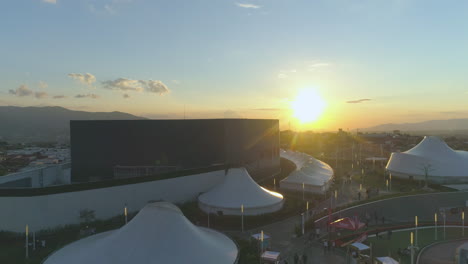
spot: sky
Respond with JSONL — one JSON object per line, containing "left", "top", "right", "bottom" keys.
{"left": 2, "top": 0, "right": 468, "bottom": 131}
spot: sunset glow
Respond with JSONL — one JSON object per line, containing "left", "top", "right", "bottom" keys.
{"left": 291, "top": 89, "right": 326, "bottom": 124}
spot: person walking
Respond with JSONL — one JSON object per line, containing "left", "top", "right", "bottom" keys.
{"left": 294, "top": 253, "right": 299, "bottom": 264}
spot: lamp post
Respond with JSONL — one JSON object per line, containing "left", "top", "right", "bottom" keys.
{"left": 463, "top": 211, "right": 465, "bottom": 237}
{"left": 124, "top": 206, "right": 128, "bottom": 225}
{"left": 241, "top": 204, "right": 244, "bottom": 232}
{"left": 25, "top": 225, "right": 29, "bottom": 259}
{"left": 415, "top": 216, "right": 418, "bottom": 247}
{"left": 389, "top": 173, "right": 392, "bottom": 191}
{"left": 435, "top": 213, "right": 438, "bottom": 241}
{"left": 32, "top": 231, "right": 35, "bottom": 251}
{"left": 334, "top": 190, "right": 337, "bottom": 209}
{"left": 410, "top": 232, "right": 414, "bottom": 264}
{"left": 301, "top": 213, "right": 305, "bottom": 235}
{"left": 443, "top": 210, "right": 446, "bottom": 240}
{"left": 260, "top": 230, "right": 264, "bottom": 253}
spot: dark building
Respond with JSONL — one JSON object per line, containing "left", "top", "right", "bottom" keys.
{"left": 71, "top": 119, "right": 280, "bottom": 182}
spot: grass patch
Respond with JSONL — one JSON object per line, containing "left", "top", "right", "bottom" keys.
{"left": 367, "top": 227, "right": 466, "bottom": 263}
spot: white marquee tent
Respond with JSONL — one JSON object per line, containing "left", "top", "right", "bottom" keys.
{"left": 280, "top": 150, "right": 333, "bottom": 194}
{"left": 386, "top": 136, "right": 468, "bottom": 184}
{"left": 44, "top": 202, "right": 238, "bottom": 264}
{"left": 198, "top": 167, "right": 284, "bottom": 215}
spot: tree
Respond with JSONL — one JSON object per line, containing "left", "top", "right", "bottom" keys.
{"left": 420, "top": 164, "right": 435, "bottom": 188}
{"left": 79, "top": 209, "right": 96, "bottom": 224}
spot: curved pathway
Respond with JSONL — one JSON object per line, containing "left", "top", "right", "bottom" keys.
{"left": 418, "top": 239, "right": 468, "bottom": 264}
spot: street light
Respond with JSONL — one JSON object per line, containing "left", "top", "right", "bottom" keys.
{"left": 389, "top": 173, "right": 392, "bottom": 191}
{"left": 463, "top": 211, "right": 465, "bottom": 237}
{"left": 124, "top": 206, "right": 128, "bottom": 225}
{"left": 410, "top": 232, "right": 415, "bottom": 264}
{"left": 241, "top": 204, "right": 244, "bottom": 232}
{"left": 301, "top": 213, "right": 305, "bottom": 235}
{"left": 415, "top": 216, "right": 418, "bottom": 247}
{"left": 334, "top": 190, "right": 337, "bottom": 209}
{"left": 25, "top": 225, "right": 29, "bottom": 259}
{"left": 260, "top": 230, "right": 264, "bottom": 253}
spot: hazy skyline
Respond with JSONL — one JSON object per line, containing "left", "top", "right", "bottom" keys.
{"left": 2, "top": 0, "right": 468, "bottom": 130}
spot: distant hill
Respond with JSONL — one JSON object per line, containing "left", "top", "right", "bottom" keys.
{"left": 363, "top": 118, "right": 468, "bottom": 132}
{"left": 0, "top": 106, "right": 145, "bottom": 143}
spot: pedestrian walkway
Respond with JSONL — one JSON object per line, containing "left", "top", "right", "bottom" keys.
{"left": 418, "top": 239, "right": 468, "bottom": 264}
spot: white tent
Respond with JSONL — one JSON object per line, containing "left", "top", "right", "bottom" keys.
{"left": 350, "top": 242, "right": 370, "bottom": 251}
{"left": 386, "top": 136, "right": 468, "bottom": 184}
{"left": 280, "top": 150, "right": 333, "bottom": 194}
{"left": 198, "top": 167, "right": 284, "bottom": 215}
{"left": 44, "top": 202, "right": 238, "bottom": 264}
{"left": 375, "top": 256, "right": 399, "bottom": 264}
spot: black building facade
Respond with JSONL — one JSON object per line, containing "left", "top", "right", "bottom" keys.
{"left": 71, "top": 119, "right": 280, "bottom": 182}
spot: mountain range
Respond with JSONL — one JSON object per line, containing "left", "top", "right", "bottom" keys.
{"left": 363, "top": 118, "right": 468, "bottom": 132}
{"left": 2, "top": 106, "right": 468, "bottom": 142}
{"left": 0, "top": 106, "right": 144, "bottom": 143}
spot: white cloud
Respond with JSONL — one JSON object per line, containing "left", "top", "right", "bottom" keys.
{"left": 42, "top": 0, "right": 57, "bottom": 4}
{"left": 102, "top": 78, "right": 170, "bottom": 95}
{"left": 68, "top": 73, "right": 96, "bottom": 88}
{"left": 102, "top": 78, "right": 144, "bottom": 92}
{"left": 144, "top": 80, "right": 170, "bottom": 95}
{"left": 53, "top": 95, "right": 67, "bottom": 99}
{"left": 236, "top": 3, "right": 261, "bottom": 9}
{"left": 75, "top": 94, "right": 100, "bottom": 99}
{"left": 309, "top": 62, "right": 331, "bottom": 68}
{"left": 38, "top": 81, "right": 48, "bottom": 89}
{"left": 307, "top": 62, "right": 332, "bottom": 71}
{"left": 104, "top": 4, "right": 116, "bottom": 14}
{"left": 278, "top": 73, "right": 288, "bottom": 79}
{"left": 9, "top": 85, "right": 33, "bottom": 97}
{"left": 35, "top": 91, "right": 48, "bottom": 99}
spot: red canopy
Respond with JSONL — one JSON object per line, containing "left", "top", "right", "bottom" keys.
{"left": 329, "top": 217, "right": 365, "bottom": 230}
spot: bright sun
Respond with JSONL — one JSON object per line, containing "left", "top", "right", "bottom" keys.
{"left": 291, "top": 89, "right": 326, "bottom": 123}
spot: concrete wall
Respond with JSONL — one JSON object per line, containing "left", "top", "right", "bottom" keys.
{"left": 280, "top": 181, "right": 328, "bottom": 194}
{"left": 0, "top": 170, "right": 225, "bottom": 233}
{"left": 0, "top": 163, "right": 71, "bottom": 188}
{"left": 389, "top": 171, "right": 468, "bottom": 184}
{"left": 198, "top": 200, "right": 284, "bottom": 216}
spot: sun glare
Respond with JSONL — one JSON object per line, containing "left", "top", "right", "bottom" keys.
{"left": 291, "top": 89, "right": 326, "bottom": 123}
